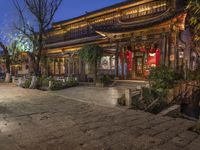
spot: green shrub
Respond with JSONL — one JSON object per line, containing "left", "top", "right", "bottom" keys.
{"left": 24, "top": 79, "right": 31, "bottom": 88}
{"left": 41, "top": 78, "right": 49, "bottom": 87}
{"left": 98, "top": 75, "right": 113, "bottom": 85}
{"left": 131, "top": 87, "right": 168, "bottom": 114}
{"left": 67, "top": 81, "right": 78, "bottom": 87}
{"left": 132, "top": 94, "right": 142, "bottom": 109}
{"left": 36, "top": 77, "right": 43, "bottom": 89}
{"left": 188, "top": 69, "right": 200, "bottom": 83}
{"left": 50, "top": 80, "right": 67, "bottom": 91}
{"left": 66, "top": 77, "right": 78, "bottom": 87}
{"left": 148, "top": 65, "right": 176, "bottom": 98}
{"left": 36, "top": 77, "right": 50, "bottom": 89}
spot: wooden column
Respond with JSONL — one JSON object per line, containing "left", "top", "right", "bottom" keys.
{"left": 79, "top": 58, "right": 82, "bottom": 81}
{"left": 64, "top": 58, "right": 67, "bottom": 77}
{"left": 68, "top": 58, "right": 70, "bottom": 78}
{"left": 122, "top": 47, "right": 125, "bottom": 80}
{"left": 53, "top": 58, "right": 56, "bottom": 76}
{"left": 115, "top": 42, "right": 119, "bottom": 79}
{"left": 109, "top": 56, "right": 112, "bottom": 74}
{"left": 72, "top": 58, "right": 75, "bottom": 74}
{"left": 161, "top": 32, "right": 166, "bottom": 65}
{"left": 165, "top": 33, "right": 170, "bottom": 66}
{"left": 79, "top": 58, "right": 81, "bottom": 75}
{"left": 58, "top": 58, "right": 61, "bottom": 75}
{"left": 169, "top": 26, "right": 177, "bottom": 69}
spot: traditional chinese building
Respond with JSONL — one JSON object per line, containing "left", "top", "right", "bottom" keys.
{"left": 10, "top": 52, "right": 31, "bottom": 77}
{"left": 45, "top": 0, "right": 190, "bottom": 81}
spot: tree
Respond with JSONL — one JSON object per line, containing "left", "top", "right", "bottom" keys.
{"left": 187, "top": 0, "right": 200, "bottom": 42}
{"left": 13, "top": 0, "right": 62, "bottom": 88}
{"left": 187, "top": 0, "right": 200, "bottom": 72}
{"left": 0, "top": 36, "right": 25, "bottom": 82}
{"left": 0, "top": 41, "right": 11, "bottom": 82}
{"left": 79, "top": 44, "right": 104, "bottom": 84}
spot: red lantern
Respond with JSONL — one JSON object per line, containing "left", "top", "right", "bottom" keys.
{"left": 125, "top": 49, "right": 133, "bottom": 72}
{"left": 149, "top": 48, "right": 156, "bottom": 53}
{"left": 147, "top": 49, "right": 161, "bottom": 67}
{"left": 140, "top": 46, "right": 147, "bottom": 53}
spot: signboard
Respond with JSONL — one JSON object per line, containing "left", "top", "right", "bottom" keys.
{"left": 179, "top": 52, "right": 184, "bottom": 58}
{"left": 170, "top": 55, "right": 175, "bottom": 61}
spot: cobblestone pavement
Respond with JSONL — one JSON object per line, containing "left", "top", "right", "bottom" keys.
{"left": 0, "top": 83, "right": 199, "bottom": 150}
{"left": 50, "top": 86, "right": 123, "bottom": 107}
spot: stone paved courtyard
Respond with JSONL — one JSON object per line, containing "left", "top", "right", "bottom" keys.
{"left": 50, "top": 86, "right": 123, "bottom": 107}
{"left": 0, "top": 83, "right": 199, "bottom": 150}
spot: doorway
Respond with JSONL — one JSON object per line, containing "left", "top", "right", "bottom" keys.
{"left": 134, "top": 56, "right": 144, "bottom": 78}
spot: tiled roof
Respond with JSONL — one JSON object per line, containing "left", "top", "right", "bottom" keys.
{"left": 53, "top": 0, "right": 138, "bottom": 26}
{"left": 93, "top": 8, "right": 184, "bottom": 33}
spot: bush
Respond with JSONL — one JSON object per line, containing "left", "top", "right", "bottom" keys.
{"left": 148, "top": 65, "right": 176, "bottom": 98}
{"left": 50, "top": 77, "right": 78, "bottom": 91}
{"left": 66, "top": 77, "right": 78, "bottom": 87}
{"left": 188, "top": 69, "right": 200, "bottom": 83}
{"left": 50, "top": 80, "right": 67, "bottom": 91}
{"left": 36, "top": 77, "right": 50, "bottom": 89}
{"left": 132, "top": 93, "right": 142, "bottom": 109}
{"left": 99, "top": 75, "right": 113, "bottom": 85}
{"left": 24, "top": 78, "right": 31, "bottom": 88}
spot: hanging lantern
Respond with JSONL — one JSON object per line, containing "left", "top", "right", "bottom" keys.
{"left": 147, "top": 48, "right": 161, "bottom": 67}
{"left": 149, "top": 48, "right": 156, "bottom": 53}
{"left": 125, "top": 49, "right": 133, "bottom": 72}
{"left": 140, "top": 46, "right": 147, "bottom": 53}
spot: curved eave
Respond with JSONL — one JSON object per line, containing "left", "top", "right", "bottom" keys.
{"left": 46, "top": 35, "right": 105, "bottom": 49}
{"left": 94, "top": 9, "right": 185, "bottom": 34}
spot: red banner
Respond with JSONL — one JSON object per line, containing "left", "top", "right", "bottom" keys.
{"left": 147, "top": 49, "right": 161, "bottom": 67}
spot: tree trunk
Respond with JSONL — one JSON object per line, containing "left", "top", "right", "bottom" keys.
{"left": 5, "top": 55, "right": 11, "bottom": 83}
{"left": 94, "top": 61, "right": 98, "bottom": 85}
{"left": 29, "top": 76, "right": 37, "bottom": 89}
{"left": 5, "top": 73, "right": 11, "bottom": 83}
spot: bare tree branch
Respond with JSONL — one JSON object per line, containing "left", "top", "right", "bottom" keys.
{"left": 13, "top": 0, "right": 62, "bottom": 76}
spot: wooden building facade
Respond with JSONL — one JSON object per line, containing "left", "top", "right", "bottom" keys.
{"left": 45, "top": 0, "right": 190, "bottom": 80}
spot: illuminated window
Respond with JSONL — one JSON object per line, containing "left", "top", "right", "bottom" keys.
{"left": 100, "top": 56, "right": 115, "bottom": 70}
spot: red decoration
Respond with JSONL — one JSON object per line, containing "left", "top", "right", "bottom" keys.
{"left": 149, "top": 48, "right": 156, "bottom": 53}
{"left": 147, "top": 49, "right": 161, "bottom": 67}
{"left": 119, "top": 48, "right": 133, "bottom": 72}
{"left": 140, "top": 46, "right": 147, "bottom": 53}
{"left": 125, "top": 49, "right": 133, "bottom": 72}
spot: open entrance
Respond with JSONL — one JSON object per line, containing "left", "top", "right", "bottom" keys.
{"left": 135, "top": 56, "right": 144, "bottom": 78}
{"left": 118, "top": 42, "right": 161, "bottom": 80}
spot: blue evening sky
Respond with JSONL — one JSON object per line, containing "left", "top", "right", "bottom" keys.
{"left": 0, "top": 0, "right": 124, "bottom": 49}
{"left": 0, "top": 0, "right": 124, "bottom": 27}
